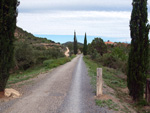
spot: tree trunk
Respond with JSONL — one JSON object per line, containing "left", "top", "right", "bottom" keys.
{"left": 146, "top": 78, "right": 150, "bottom": 102}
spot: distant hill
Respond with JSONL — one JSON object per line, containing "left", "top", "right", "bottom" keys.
{"left": 63, "top": 41, "right": 83, "bottom": 47}
{"left": 15, "top": 27, "right": 62, "bottom": 49}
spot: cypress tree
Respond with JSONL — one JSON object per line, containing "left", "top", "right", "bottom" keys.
{"left": 83, "top": 33, "right": 87, "bottom": 55}
{"left": 74, "top": 31, "right": 78, "bottom": 54}
{"left": 127, "top": 0, "right": 149, "bottom": 101}
{"left": 0, "top": 0, "right": 19, "bottom": 91}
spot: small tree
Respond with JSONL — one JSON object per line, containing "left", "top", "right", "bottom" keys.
{"left": 90, "top": 38, "right": 107, "bottom": 56}
{"left": 0, "top": 0, "right": 19, "bottom": 91}
{"left": 83, "top": 33, "right": 88, "bottom": 55}
{"left": 127, "top": 0, "right": 149, "bottom": 101}
{"left": 74, "top": 31, "right": 78, "bottom": 54}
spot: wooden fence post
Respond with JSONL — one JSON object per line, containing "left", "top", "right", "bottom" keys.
{"left": 97, "top": 68, "right": 103, "bottom": 96}
{"left": 146, "top": 78, "right": 150, "bottom": 102}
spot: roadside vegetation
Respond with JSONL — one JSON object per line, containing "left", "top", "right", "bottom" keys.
{"left": 5, "top": 27, "right": 76, "bottom": 87}
{"left": 84, "top": 36, "right": 150, "bottom": 112}
{"left": 84, "top": 56, "right": 136, "bottom": 112}
{"left": 8, "top": 56, "right": 75, "bottom": 86}
{"left": 83, "top": 0, "right": 150, "bottom": 112}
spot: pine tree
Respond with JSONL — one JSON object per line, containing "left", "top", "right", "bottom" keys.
{"left": 83, "top": 33, "right": 87, "bottom": 55}
{"left": 127, "top": 0, "right": 149, "bottom": 101}
{"left": 0, "top": 0, "right": 19, "bottom": 91}
{"left": 74, "top": 31, "right": 78, "bottom": 54}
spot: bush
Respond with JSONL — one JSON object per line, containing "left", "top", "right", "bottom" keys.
{"left": 43, "top": 57, "right": 71, "bottom": 69}
{"left": 89, "top": 45, "right": 128, "bottom": 74}
{"left": 14, "top": 40, "right": 65, "bottom": 71}
{"left": 111, "top": 47, "right": 128, "bottom": 61}
{"left": 14, "top": 41, "right": 36, "bottom": 70}
{"left": 91, "top": 49, "right": 100, "bottom": 60}
{"left": 88, "top": 38, "right": 107, "bottom": 56}
{"left": 97, "top": 53, "right": 127, "bottom": 73}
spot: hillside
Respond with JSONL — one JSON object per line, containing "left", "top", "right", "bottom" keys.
{"left": 15, "top": 27, "right": 61, "bottom": 49}
{"left": 13, "top": 27, "right": 65, "bottom": 70}
{"left": 63, "top": 41, "right": 83, "bottom": 47}
{"left": 62, "top": 41, "right": 83, "bottom": 54}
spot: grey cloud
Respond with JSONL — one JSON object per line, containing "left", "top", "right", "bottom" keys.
{"left": 18, "top": 0, "right": 132, "bottom": 13}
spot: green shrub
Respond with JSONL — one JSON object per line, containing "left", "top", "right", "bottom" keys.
{"left": 14, "top": 41, "right": 36, "bottom": 70}
{"left": 14, "top": 40, "right": 65, "bottom": 71}
{"left": 43, "top": 57, "right": 71, "bottom": 69}
{"left": 96, "top": 52, "right": 127, "bottom": 74}
{"left": 88, "top": 38, "right": 107, "bottom": 56}
{"left": 91, "top": 49, "right": 100, "bottom": 60}
{"left": 95, "top": 99, "right": 119, "bottom": 111}
{"left": 111, "top": 47, "right": 128, "bottom": 61}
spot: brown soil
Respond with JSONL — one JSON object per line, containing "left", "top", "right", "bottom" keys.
{"left": 0, "top": 91, "right": 5, "bottom": 98}
{"left": 96, "top": 94, "right": 113, "bottom": 101}
{"left": 0, "top": 92, "right": 5, "bottom": 98}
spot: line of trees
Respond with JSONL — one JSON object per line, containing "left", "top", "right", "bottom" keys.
{"left": 73, "top": 31, "right": 88, "bottom": 55}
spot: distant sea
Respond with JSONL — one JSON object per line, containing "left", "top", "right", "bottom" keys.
{"left": 35, "top": 34, "right": 129, "bottom": 44}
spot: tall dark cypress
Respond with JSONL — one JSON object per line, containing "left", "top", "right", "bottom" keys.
{"left": 74, "top": 31, "right": 78, "bottom": 54}
{"left": 127, "top": 0, "right": 149, "bottom": 101}
{"left": 0, "top": 0, "right": 19, "bottom": 91}
{"left": 83, "top": 33, "right": 87, "bottom": 55}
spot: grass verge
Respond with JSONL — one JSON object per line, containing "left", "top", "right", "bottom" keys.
{"left": 95, "top": 99, "right": 120, "bottom": 111}
{"left": 83, "top": 56, "right": 126, "bottom": 91}
{"left": 8, "top": 55, "right": 76, "bottom": 86}
{"left": 83, "top": 56, "right": 135, "bottom": 112}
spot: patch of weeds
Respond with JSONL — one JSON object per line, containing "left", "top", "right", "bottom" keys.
{"left": 119, "top": 99, "right": 123, "bottom": 103}
{"left": 103, "top": 68, "right": 127, "bottom": 89}
{"left": 122, "top": 105, "right": 131, "bottom": 113}
{"left": 109, "top": 92, "right": 114, "bottom": 95}
{"left": 43, "top": 57, "right": 72, "bottom": 69}
{"left": 134, "top": 99, "right": 149, "bottom": 112}
{"left": 95, "top": 99, "right": 119, "bottom": 111}
{"left": 136, "top": 99, "right": 148, "bottom": 107}
{"left": 83, "top": 56, "right": 127, "bottom": 90}
{"left": 8, "top": 66, "right": 47, "bottom": 85}
{"left": 103, "top": 86, "right": 106, "bottom": 88}
{"left": 83, "top": 56, "right": 135, "bottom": 112}
{"left": 83, "top": 57, "right": 98, "bottom": 89}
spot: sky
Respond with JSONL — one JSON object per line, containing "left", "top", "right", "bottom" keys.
{"left": 17, "top": 0, "right": 150, "bottom": 43}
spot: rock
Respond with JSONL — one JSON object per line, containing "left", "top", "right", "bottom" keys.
{"left": 5, "top": 88, "right": 21, "bottom": 98}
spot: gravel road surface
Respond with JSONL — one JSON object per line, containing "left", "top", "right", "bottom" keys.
{"left": 1, "top": 55, "right": 109, "bottom": 113}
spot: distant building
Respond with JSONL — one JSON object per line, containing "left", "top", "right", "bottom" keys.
{"left": 105, "top": 40, "right": 117, "bottom": 45}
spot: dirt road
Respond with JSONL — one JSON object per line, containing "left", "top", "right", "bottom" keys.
{"left": 1, "top": 55, "right": 108, "bottom": 113}
{"left": 64, "top": 47, "right": 69, "bottom": 57}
